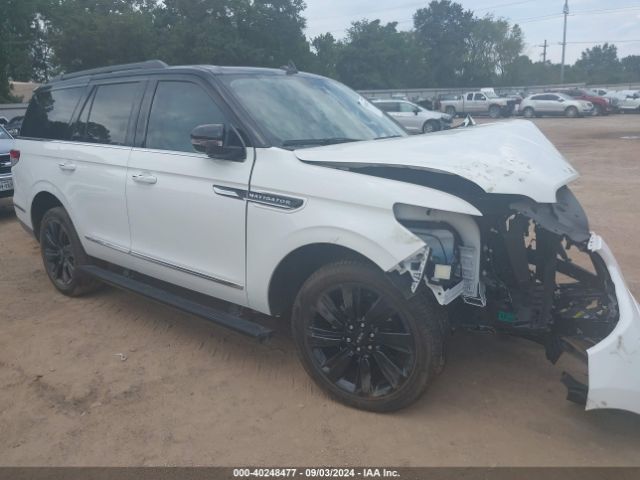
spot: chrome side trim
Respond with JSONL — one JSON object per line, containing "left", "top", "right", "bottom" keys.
{"left": 13, "top": 203, "right": 26, "bottom": 213}
{"left": 85, "top": 235, "right": 130, "bottom": 253}
{"left": 85, "top": 235, "right": 244, "bottom": 290}
{"left": 213, "top": 185, "right": 244, "bottom": 200}
{"left": 129, "top": 250, "right": 244, "bottom": 290}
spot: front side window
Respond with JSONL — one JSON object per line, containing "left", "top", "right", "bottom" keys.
{"left": 398, "top": 102, "right": 417, "bottom": 113}
{"left": 220, "top": 73, "right": 405, "bottom": 148}
{"left": 145, "top": 81, "right": 227, "bottom": 153}
{"left": 21, "top": 87, "right": 84, "bottom": 140}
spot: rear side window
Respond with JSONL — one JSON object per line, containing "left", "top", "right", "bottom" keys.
{"left": 21, "top": 87, "right": 84, "bottom": 140}
{"left": 145, "top": 81, "right": 227, "bottom": 153}
{"left": 83, "top": 82, "right": 143, "bottom": 146}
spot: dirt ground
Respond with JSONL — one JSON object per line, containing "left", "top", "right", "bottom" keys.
{"left": 1, "top": 115, "right": 640, "bottom": 466}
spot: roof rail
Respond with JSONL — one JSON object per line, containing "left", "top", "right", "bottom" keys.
{"left": 52, "top": 60, "right": 169, "bottom": 82}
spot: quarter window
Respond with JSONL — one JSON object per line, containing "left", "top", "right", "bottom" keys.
{"left": 145, "top": 81, "right": 227, "bottom": 153}
{"left": 21, "top": 87, "right": 84, "bottom": 140}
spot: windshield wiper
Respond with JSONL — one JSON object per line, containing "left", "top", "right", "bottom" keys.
{"left": 281, "top": 137, "right": 360, "bottom": 148}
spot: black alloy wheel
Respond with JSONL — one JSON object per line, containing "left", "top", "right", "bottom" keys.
{"left": 306, "top": 284, "right": 415, "bottom": 397}
{"left": 42, "top": 218, "right": 75, "bottom": 288}
{"left": 292, "top": 261, "right": 444, "bottom": 412}
{"left": 39, "top": 207, "right": 101, "bottom": 296}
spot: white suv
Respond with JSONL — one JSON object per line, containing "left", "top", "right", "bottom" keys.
{"left": 11, "top": 61, "right": 640, "bottom": 414}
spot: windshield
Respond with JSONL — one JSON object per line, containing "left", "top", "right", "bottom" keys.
{"left": 0, "top": 126, "right": 12, "bottom": 140}
{"left": 221, "top": 73, "right": 406, "bottom": 148}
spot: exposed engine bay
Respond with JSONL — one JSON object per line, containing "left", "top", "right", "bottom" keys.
{"left": 392, "top": 186, "right": 620, "bottom": 407}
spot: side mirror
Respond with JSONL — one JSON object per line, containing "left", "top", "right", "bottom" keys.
{"left": 558, "top": 98, "right": 565, "bottom": 102}
{"left": 190, "top": 124, "right": 246, "bottom": 162}
{"left": 413, "top": 107, "right": 420, "bottom": 115}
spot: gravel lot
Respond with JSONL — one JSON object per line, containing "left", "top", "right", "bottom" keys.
{"left": 1, "top": 115, "right": 639, "bottom": 466}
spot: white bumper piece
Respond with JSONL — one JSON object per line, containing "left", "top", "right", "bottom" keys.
{"left": 586, "top": 234, "right": 640, "bottom": 415}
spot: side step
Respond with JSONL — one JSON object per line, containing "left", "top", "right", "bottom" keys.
{"left": 78, "top": 265, "right": 273, "bottom": 341}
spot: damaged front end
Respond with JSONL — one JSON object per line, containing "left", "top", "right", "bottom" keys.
{"left": 392, "top": 187, "right": 640, "bottom": 415}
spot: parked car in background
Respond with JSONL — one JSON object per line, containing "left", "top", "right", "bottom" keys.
{"left": 439, "top": 90, "right": 516, "bottom": 118}
{"left": 553, "top": 88, "right": 612, "bottom": 116}
{"left": 5, "top": 116, "right": 24, "bottom": 137}
{"left": 0, "top": 126, "right": 15, "bottom": 199}
{"left": 520, "top": 93, "right": 593, "bottom": 118}
{"left": 432, "top": 93, "right": 462, "bottom": 112}
{"left": 372, "top": 99, "right": 452, "bottom": 133}
{"left": 606, "top": 90, "right": 640, "bottom": 113}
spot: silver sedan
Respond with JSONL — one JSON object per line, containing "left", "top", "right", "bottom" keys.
{"left": 519, "top": 93, "right": 593, "bottom": 118}
{"left": 372, "top": 99, "right": 453, "bottom": 133}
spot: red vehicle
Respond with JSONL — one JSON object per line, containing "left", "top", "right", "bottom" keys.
{"left": 552, "top": 88, "right": 612, "bottom": 116}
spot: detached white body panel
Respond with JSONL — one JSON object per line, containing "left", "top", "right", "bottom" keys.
{"left": 587, "top": 235, "right": 640, "bottom": 415}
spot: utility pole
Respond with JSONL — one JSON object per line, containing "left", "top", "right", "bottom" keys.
{"left": 560, "top": 0, "right": 569, "bottom": 83}
{"left": 542, "top": 40, "right": 548, "bottom": 63}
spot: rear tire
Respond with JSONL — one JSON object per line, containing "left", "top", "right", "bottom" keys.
{"left": 445, "top": 106, "right": 456, "bottom": 117}
{"left": 488, "top": 105, "right": 501, "bottom": 119}
{"left": 291, "top": 260, "right": 444, "bottom": 412}
{"left": 39, "top": 207, "right": 101, "bottom": 296}
{"left": 565, "top": 106, "right": 578, "bottom": 118}
{"left": 522, "top": 107, "right": 535, "bottom": 118}
{"left": 594, "top": 104, "right": 603, "bottom": 116}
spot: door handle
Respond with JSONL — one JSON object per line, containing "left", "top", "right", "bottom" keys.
{"left": 58, "top": 162, "right": 76, "bottom": 172}
{"left": 132, "top": 173, "right": 157, "bottom": 185}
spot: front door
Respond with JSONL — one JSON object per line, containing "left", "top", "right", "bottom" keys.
{"left": 126, "top": 78, "right": 253, "bottom": 305}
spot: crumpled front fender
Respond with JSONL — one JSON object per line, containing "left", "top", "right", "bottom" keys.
{"left": 586, "top": 234, "right": 640, "bottom": 415}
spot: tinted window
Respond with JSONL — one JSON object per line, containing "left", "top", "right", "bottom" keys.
{"left": 375, "top": 102, "right": 397, "bottom": 112}
{"left": 531, "top": 95, "right": 544, "bottom": 101}
{"left": 21, "top": 87, "right": 84, "bottom": 140}
{"left": 474, "top": 93, "right": 486, "bottom": 101}
{"left": 145, "top": 81, "right": 227, "bottom": 153}
{"left": 466, "top": 93, "right": 473, "bottom": 101}
{"left": 84, "top": 83, "right": 142, "bottom": 145}
{"left": 398, "top": 102, "right": 416, "bottom": 112}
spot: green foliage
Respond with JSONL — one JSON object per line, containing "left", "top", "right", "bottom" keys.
{"left": 0, "top": 0, "right": 639, "bottom": 101}
{"left": 335, "top": 21, "right": 423, "bottom": 89}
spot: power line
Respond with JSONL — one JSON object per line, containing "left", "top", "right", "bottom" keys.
{"left": 515, "top": 5, "right": 640, "bottom": 24}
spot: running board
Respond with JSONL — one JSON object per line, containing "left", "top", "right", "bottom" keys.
{"left": 78, "top": 265, "right": 273, "bottom": 341}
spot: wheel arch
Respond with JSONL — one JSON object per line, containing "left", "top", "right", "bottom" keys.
{"left": 30, "top": 188, "right": 67, "bottom": 240}
{"left": 267, "top": 243, "right": 381, "bottom": 317}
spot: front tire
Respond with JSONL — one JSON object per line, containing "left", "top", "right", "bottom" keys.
{"left": 39, "top": 207, "right": 101, "bottom": 296}
{"left": 422, "top": 120, "right": 439, "bottom": 133}
{"left": 291, "top": 260, "right": 444, "bottom": 412}
{"left": 565, "top": 106, "right": 578, "bottom": 118}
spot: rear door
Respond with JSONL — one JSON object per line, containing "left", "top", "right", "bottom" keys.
{"left": 19, "top": 81, "right": 144, "bottom": 265}
{"left": 125, "top": 75, "right": 253, "bottom": 305}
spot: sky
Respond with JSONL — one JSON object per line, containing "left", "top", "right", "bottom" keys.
{"left": 302, "top": 0, "right": 640, "bottom": 64}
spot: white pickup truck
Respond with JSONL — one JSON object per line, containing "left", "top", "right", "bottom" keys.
{"left": 439, "top": 89, "right": 516, "bottom": 118}
{"left": 11, "top": 60, "right": 640, "bottom": 414}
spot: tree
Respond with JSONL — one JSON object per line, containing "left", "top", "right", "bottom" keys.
{"left": 621, "top": 55, "right": 640, "bottom": 82}
{"left": 573, "top": 43, "right": 622, "bottom": 84}
{"left": 335, "top": 20, "right": 423, "bottom": 89}
{"left": 413, "top": 0, "right": 474, "bottom": 86}
{"left": 46, "top": 0, "right": 157, "bottom": 73}
{"left": 311, "top": 33, "right": 342, "bottom": 78}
